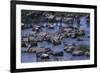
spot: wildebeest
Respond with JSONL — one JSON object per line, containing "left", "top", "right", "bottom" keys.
{"left": 50, "top": 35, "right": 61, "bottom": 45}
{"left": 84, "top": 51, "right": 90, "bottom": 57}
{"left": 64, "top": 44, "right": 75, "bottom": 53}
{"left": 36, "top": 52, "right": 50, "bottom": 62}
{"left": 44, "top": 48, "right": 54, "bottom": 55}
{"left": 72, "top": 50, "right": 84, "bottom": 56}
{"left": 48, "top": 23, "right": 55, "bottom": 29}
{"left": 53, "top": 51, "right": 64, "bottom": 56}
{"left": 21, "top": 37, "right": 29, "bottom": 47}
{"left": 41, "top": 53, "right": 50, "bottom": 59}
{"left": 21, "top": 41, "right": 27, "bottom": 47}
{"left": 32, "top": 25, "right": 42, "bottom": 33}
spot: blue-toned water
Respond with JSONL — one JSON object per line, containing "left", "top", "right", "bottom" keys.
{"left": 21, "top": 16, "right": 90, "bottom": 63}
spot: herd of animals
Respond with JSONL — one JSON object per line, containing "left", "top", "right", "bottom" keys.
{"left": 21, "top": 11, "right": 90, "bottom": 62}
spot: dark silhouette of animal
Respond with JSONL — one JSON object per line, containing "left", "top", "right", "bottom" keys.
{"left": 53, "top": 51, "right": 64, "bottom": 56}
